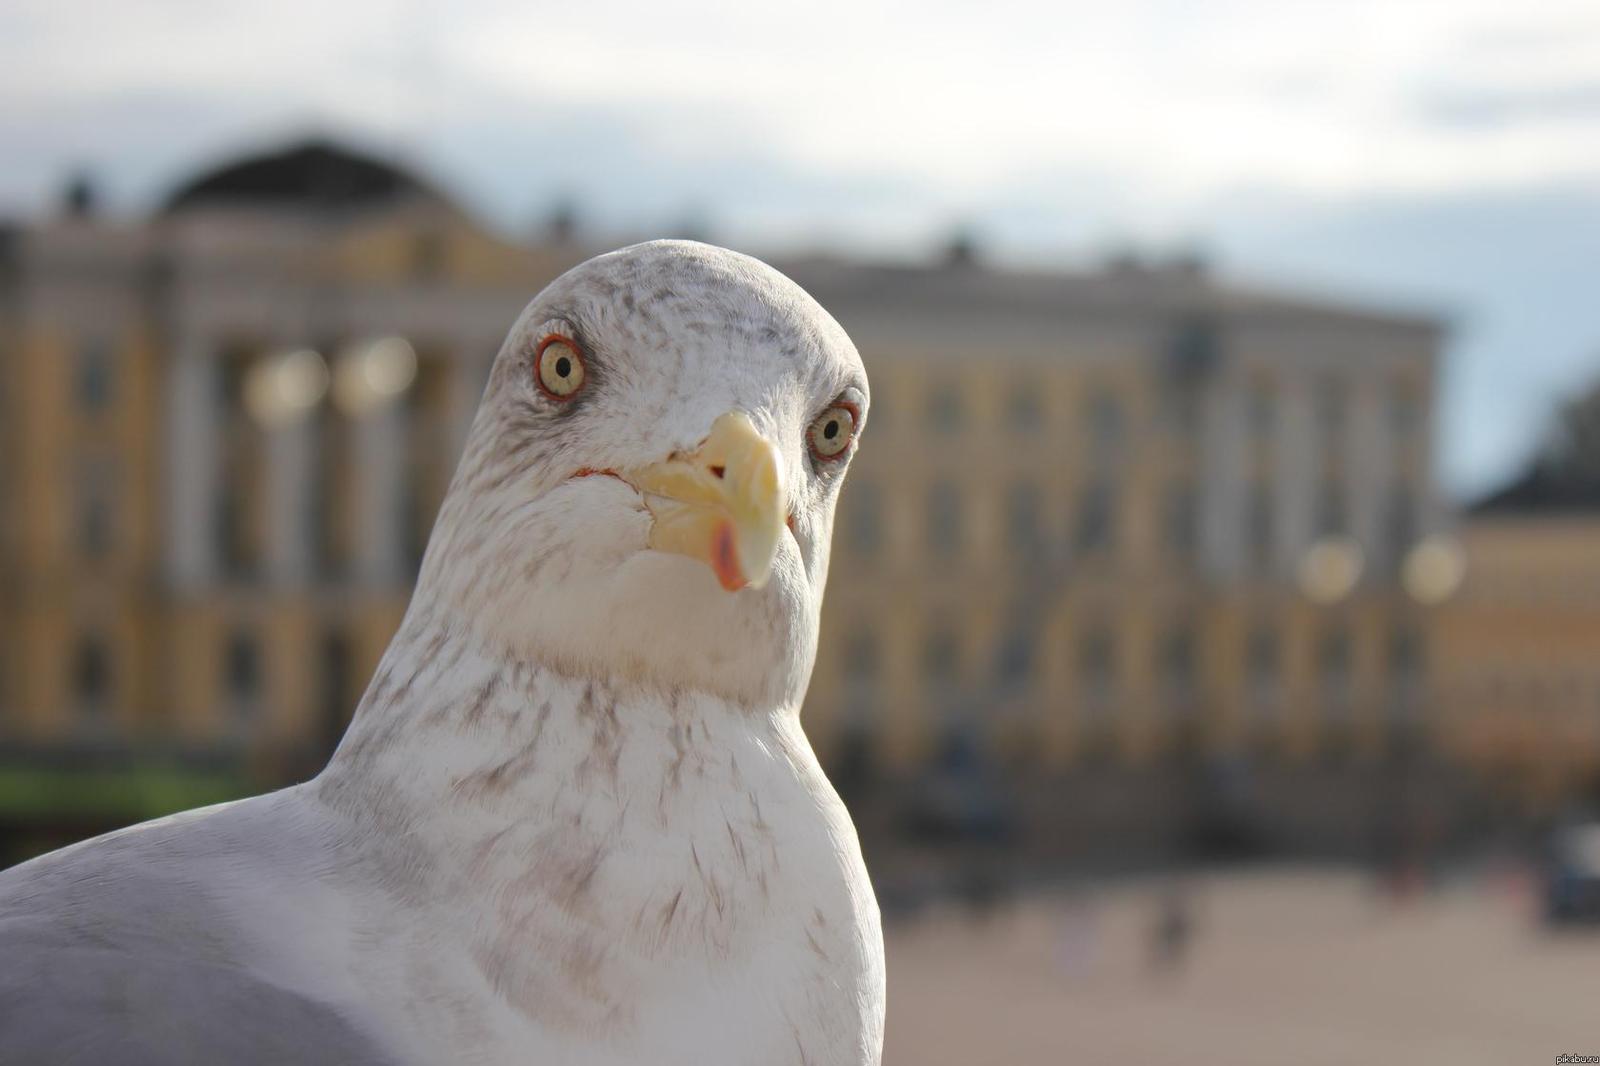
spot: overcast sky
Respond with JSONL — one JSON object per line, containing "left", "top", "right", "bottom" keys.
{"left": 3, "top": 0, "right": 1598, "bottom": 498}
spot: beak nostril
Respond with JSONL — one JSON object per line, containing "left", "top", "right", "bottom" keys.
{"left": 709, "top": 465, "right": 726, "bottom": 480}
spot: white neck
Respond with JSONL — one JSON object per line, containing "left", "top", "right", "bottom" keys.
{"left": 308, "top": 606, "right": 880, "bottom": 1063}
{"left": 319, "top": 604, "right": 806, "bottom": 830}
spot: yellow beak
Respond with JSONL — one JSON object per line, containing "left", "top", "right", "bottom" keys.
{"left": 626, "top": 411, "right": 786, "bottom": 592}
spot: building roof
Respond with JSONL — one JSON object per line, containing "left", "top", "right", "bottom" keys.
{"left": 162, "top": 138, "right": 451, "bottom": 215}
{"left": 1474, "top": 385, "right": 1600, "bottom": 517}
{"left": 779, "top": 253, "right": 1442, "bottom": 335}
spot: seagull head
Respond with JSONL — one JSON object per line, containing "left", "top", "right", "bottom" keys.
{"left": 418, "top": 241, "right": 868, "bottom": 710}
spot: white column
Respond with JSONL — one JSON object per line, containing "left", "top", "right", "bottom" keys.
{"left": 1200, "top": 375, "right": 1246, "bottom": 580}
{"left": 451, "top": 347, "right": 494, "bottom": 458}
{"left": 1347, "top": 382, "right": 1392, "bottom": 568}
{"left": 356, "top": 403, "right": 409, "bottom": 585}
{"left": 265, "top": 419, "right": 316, "bottom": 584}
{"left": 1276, "top": 372, "right": 1316, "bottom": 577}
{"left": 167, "top": 337, "right": 221, "bottom": 588}
{"left": 1416, "top": 377, "right": 1444, "bottom": 540}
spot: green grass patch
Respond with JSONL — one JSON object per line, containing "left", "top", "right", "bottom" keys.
{"left": 0, "top": 763, "right": 256, "bottom": 822}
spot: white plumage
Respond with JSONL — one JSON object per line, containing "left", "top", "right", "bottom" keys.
{"left": 0, "top": 241, "right": 885, "bottom": 1065}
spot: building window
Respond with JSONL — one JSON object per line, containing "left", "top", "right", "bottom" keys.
{"left": 1318, "top": 375, "right": 1346, "bottom": 444}
{"left": 926, "top": 481, "right": 962, "bottom": 557}
{"left": 225, "top": 631, "right": 261, "bottom": 711}
{"left": 1162, "top": 320, "right": 1213, "bottom": 436}
{"left": 1248, "top": 481, "right": 1273, "bottom": 572}
{"left": 402, "top": 354, "right": 451, "bottom": 576}
{"left": 1088, "top": 388, "right": 1123, "bottom": 458}
{"left": 1387, "top": 624, "right": 1421, "bottom": 682}
{"left": 844, "top": 479, "right": 883, "bottom": 556}
{"left": 312, "top": 403, "right": 356, "bottom": 580}
{"left": 74, "top": 634, "right": 111, "bottom": 713}
{"left": 1007, "top": 482, "right": 1042, "bottom": 559}
{"left": 1319, "top": 627, "right": 1352, "bottom": 715}
{"left": 1390, "top": 382, "right": 1420, "bottom": 446}
{"left": 1386, "top": 484, "right": 1417, "bottom": 560}
{"left": 1078, "top": 622, "right": 1116, "bottom": 704}
{"left": 216, "top": 492, "right": 255, "bottom": 579}
{"left": 838, "top": 630, "right": 881, "bottom": 777}
{"left": 922, "top": 628, "right": 960, "bottom": 687}
{"left": 1165, "top": 481, "right": 1197, "bottom": 560}
{"left": 1247, "top": 625, "right": 1279, "bottom": 702}
{"left": 1163, "top": 624, "right": 1196, "bottom": 698}
{"left": 217, "top": 348, "right": 266, "bottom": 579}
{"left": 1387, "top": 624, "right": 1423, "bottom": 725}
{"left": 79, "top": 483, "right": 114, "bottom": 559}
{"left": 996, "top": 630, "right": 1034, "bottom": 692}
{"left": 1162, "top": 384, "right": 1200, "bottom": 438}
{"left": 1007, "top": 383, "right": 1044, "bottom": 431}
{"left": 399, "top": 477, "right": 425, "bottom": 579}
{"left": 1074, "top": 480, "right": 1114, "bottom": 555}
{"left": 76, "top": 337, "right": 114, "bottom": 411}
{"left": 1317, "top": 479, "right": 1345, "bottom": 538}
{"left": 925, "top": 383, "right": 963, "bottom": 433}
{"left": 1169, "top": 317, "right": 1219, "bottom": 375}
{"left": 1249, "top": 378, "right": 1275, "bottom": 446}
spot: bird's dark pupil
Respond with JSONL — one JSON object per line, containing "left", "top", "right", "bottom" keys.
{"left": 823, "top": 420, "right": 839, "bottom": 440}
{"left": 555, "top": 356, "right": 572, "bottom": 378}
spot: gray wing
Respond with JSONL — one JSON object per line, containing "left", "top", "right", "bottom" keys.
{"left": 0, "top": 794, "right": 399, "bottom": 1066}
{"left": 0, "top": 928, "right": 395, "bottom": 1066}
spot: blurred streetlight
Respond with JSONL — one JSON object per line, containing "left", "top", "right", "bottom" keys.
{"left": 1297, "top": 536, "right": 1364, "bottom": 604}
{"left": 1402, "top": 536, "right": 1466, "bottom": 605}
{"left": 243, "top": 348, "right": 329, "bottom": 428}
{"left": 333, "top": 336, "right": 418, "bottom": 416}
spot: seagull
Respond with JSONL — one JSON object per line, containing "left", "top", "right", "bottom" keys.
{"left": 0, "top": 241, "right": 886, "bottom": 1065}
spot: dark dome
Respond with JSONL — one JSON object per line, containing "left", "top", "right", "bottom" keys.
{"left": 162, "top": 138, "right": 449, "bottom": 215}
{"left": 1471, "top": 466, "right": 1600, "bottom": 516}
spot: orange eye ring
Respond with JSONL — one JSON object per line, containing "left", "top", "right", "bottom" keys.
{"left": 534, "top": 334, "right": 587, "bottom": 401}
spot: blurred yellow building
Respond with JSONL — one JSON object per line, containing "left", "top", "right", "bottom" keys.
{"left": 0, "top": 143, "right": 586, "bottom": 815}
{"left": 793, "top": 255, "right": 1445, "bottom": 776}
{"left": 1434, "top": 422, "right": 1600, "bottom": 814}
{"left": 0, "top": 138, "right": 1459, "bottom": 849}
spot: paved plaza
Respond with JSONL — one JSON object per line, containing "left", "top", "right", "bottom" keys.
{"left": 884, "top": 867, "right": 1593, "bottom": 1066}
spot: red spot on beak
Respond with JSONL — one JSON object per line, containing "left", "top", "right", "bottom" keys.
{"left": 711, "top": 520, "right": 746, "bottom": 592}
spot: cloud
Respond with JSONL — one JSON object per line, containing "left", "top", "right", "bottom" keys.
{"left": 1415, "top": 81, "right": 1600, "bottom": 129}
{"left": 3, "top": 0, "right": 1599, "bottom": 497}
{"left": 8, "top": 0, "right": 1600, "bottom": 212}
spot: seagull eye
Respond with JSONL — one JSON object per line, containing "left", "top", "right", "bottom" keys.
{"left": 808, "top": 403, "right": 857, "bottom": 461}
{"left": 535, "top": 335, "right": 586, "bottom": 401}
